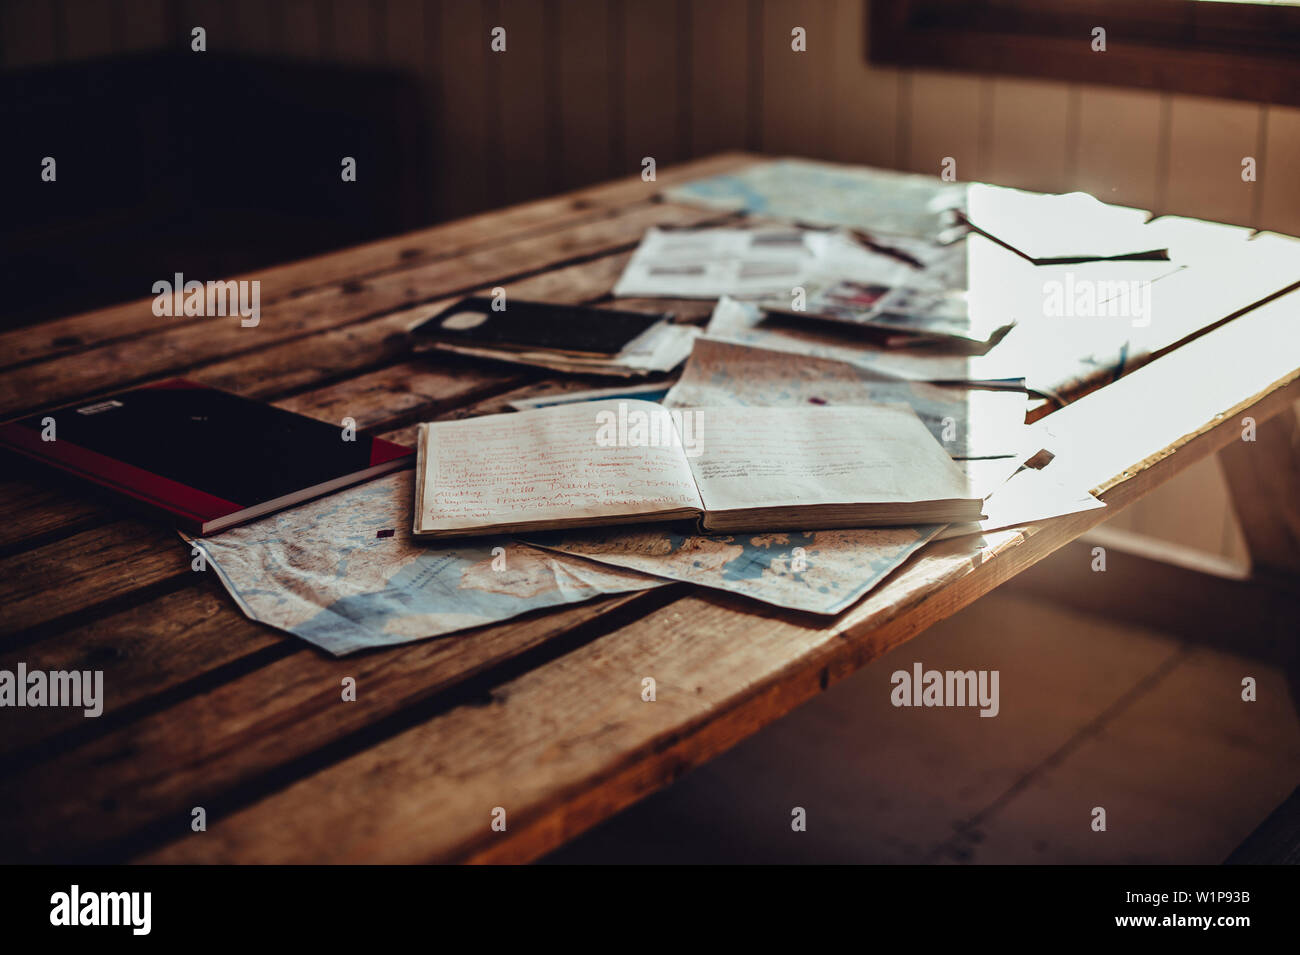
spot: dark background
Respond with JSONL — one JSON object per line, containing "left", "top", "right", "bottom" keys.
{"left": 1, "top": 0, "right": 1294, "bottom": 328}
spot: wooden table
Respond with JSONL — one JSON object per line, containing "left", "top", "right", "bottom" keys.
{"left": 3, "top": 153, "right": 1299, "bottom": 864}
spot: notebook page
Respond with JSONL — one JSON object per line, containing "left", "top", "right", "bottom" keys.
{"left": 417, "top": 400, "right": 703, "bottom": 534}
{"left": 687, "top": 405, "right": 972, "bottom": 512}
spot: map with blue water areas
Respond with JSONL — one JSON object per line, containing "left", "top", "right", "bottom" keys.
{"left": 188, "top": 471, "right": 664, "bottom": 656}
{"left": 663, "top": 158, "right": 967, "bottom": 240}
{"left": 528, "top": 523, "right": 943, "bottom": 616}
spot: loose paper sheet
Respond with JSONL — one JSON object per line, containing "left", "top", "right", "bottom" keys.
{"left": 964, "top": 184, "right": 1162, "bottom": 262}
{"left": 529, "top": 523, "right": 942, "bottom": 615}
{"left": 190, "top": 471, "right": 665, "bottom": 656}
{"left": 663, "top": 337, "right": 1028, "bottom": 459}
{"left": 936, "top": 466, "right": 1105, "bottom": 540}
{"left": 612, "top": 226, "right": 901, "bottom": 299}
{"left": 704, "top": 296, "right": 1024, "bottom": 388}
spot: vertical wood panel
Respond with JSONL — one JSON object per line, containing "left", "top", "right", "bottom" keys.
{"left": 381, "top": 0, "right": 434, "bottom": 221}
{"left": 437, "top": 0, "right": 489, "bottom": 216}
{"left": 1074, "top": 85, "right": 1163, "bottom": 211}
{"left": 329, "top": 0, "right": 381, "bottom": 62}
{"left": 983, "top": 77, "right": 1070, "bottom": 193}
{"left": 1259, "top": 105, "right": 1300, "bottom": 237}
{"left": 0, "top": 0, "right": 61, "bottom": 66}
{"left": 280, "top": 0, "right": 325, "bottom": 58}
{"left": 761, "top": 0, "right": 832, "bottom": 158}
{"left": 496, "top": 0, "right": 550, "bottom": 205}
{"left": 1166, "top": 95, "right": 1261, "bottom": 228}
{"left": 622, "top": 0, "right": 683, "bottom": 173}
{"left": 178, "top": 0, "right": 234, "bottom": 54}
{"left": 556, "top": 0, "right": 614, "bottom": 190}
{"left": 691, "top": 0, "right": 749, "bottom": 157}
{"left": 828, "top": 0, "right": 897, "bottom": 169}
{"left": 61, "top": 0, "right": 116, "bottom": 58}
{"left": 111, "top": 0, "right": 171, "bottom": 52}
{"left": 382, "top": 0, "right": 427, "bottom": 66}
{"left": 228, "top": 0, "right": 278, "bottom": 54}
{"left": 907, "top": 70, "right": 983, "bottom": 180}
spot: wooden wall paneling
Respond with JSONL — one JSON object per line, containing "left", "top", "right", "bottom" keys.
{"left": 690, "top": 0, "right": 750, "bottom": 157}
{"left": 60, "top": 0, "right": 116, "bottom": 59}
{"left": 983, "top": 77, "right": 1071, "bottom": 193}
{"left": 382, "top": 0, "right": 428, "bottom": 67}
{"left": 1074, "top": 84, "right": 1163, "bottom": 211}
{"left": 828, "top": 0, "right": 898, "bottom": 169}
{"left": 555, "top": 0, "right": 616, "bottom": 191}
{"left": 279, "top": 0, "right": 326, "bottom": 59}
{"left": 0, "top": 0, "right": 62, "bottom": 66}
{"left": 381, "top": 0, "right": 434, "bottom": 222}
{"left": 761, "top": 0, "right": 832, "bottom": 158}
{"left": 1165, "top": 94, "right": 1263, "bottom": 228}
{"left": 176, "top": 0, "right": 234, "bottom": 54}
{"left": 1259, "top": 105, "right": 1300, "bottom": 238}
{"left": 109, "top": 0, "right": 172, "bottom": 53}
{"left": 328, "top": 0, "right": 381, "bottom": 62}
{"left": 435, "top": 0, "right": 490, "bottom": 218}
{"left": 494, "top": 0, "right": 549, "bottom": 206}
{"left": 227, "top": 0, "right": 279, "bottom": 55}
{"left": 907, "top": 70, "right": 984, "bottom": 181}
{"left": 622, "top": 0, "right": 684, "bottom": 173}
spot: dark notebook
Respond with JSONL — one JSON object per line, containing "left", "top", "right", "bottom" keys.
{"left": 409, "top": 296, "right": 667, "bottom": 357}
{"left": 0, "top": 379, "right": 413, "bottom": 534}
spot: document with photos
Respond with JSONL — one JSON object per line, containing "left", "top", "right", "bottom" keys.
{"left": 964, "top": 184, "right": 1165, "bottom": 263}
{"left": 412, "top": 399, "right": 983, "bottom": 538}
{"left": 611, "top": 226, "right": 903, "bottom": 300}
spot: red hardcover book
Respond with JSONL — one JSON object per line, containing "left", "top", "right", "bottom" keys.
{"left": 0, "top": 379, "right": 413, "bottom": 534}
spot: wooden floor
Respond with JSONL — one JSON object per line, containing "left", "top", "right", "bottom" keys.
{"left": 2, "top": 152, "right": 1299, "bottom": 864}
{"left": 546, "top": 585, "right": 1300, "bottom": 864}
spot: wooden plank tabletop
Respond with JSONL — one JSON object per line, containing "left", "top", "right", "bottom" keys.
{"left": 2, "top": 152, "right": 1298, "bottom": 864}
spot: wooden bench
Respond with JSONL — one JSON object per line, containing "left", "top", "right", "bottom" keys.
{"left": 2, "top": 153, "right": 1298, "bottom": 864}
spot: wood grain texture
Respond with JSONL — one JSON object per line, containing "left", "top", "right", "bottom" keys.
{"left": 2, "top": 588, "right": 671, "bottom": 862}
{"left": 0, "top": 199, "right": 734, "bottom": 419}
{"left": 141, "top": 288, "right": 1300, "bottom": 863}
{"left": 3, "top": 150, "right": 1297, "bottom": 866}
{"left": 0, "top": 152, "right": 756, "bottom": 373}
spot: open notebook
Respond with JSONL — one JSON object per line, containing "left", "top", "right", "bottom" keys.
{"left": 413, "top": 400, "right": 982, "bottom": 538}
